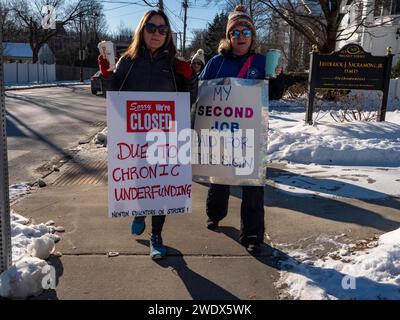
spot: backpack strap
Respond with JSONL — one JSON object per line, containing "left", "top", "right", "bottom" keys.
{"left": 237, "top": 54, "right": 255, "bottom": 78}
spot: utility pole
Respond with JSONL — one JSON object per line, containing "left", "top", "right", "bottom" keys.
{"left": 182, "top": 0, "right": 188, "bottom": 58}
{"left": 79, "top": 11, "right": 83, "bottom": 82}
{"left": 93, "top": 12, "right": 99, "bottom": 43}
{"left": 0, "top": 8, "right": 12, "bottom": 275}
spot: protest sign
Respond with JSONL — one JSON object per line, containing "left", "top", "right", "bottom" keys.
{"left": 192, "top": 78, "right": 269, "bottom": 186}
{"left": 107, "top": 91, "right": 192, "bottom": 218}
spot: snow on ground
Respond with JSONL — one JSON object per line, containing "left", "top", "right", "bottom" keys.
{"left": 268, "top": 100, "right": 400, "bottom": 299}
{"left": 276, "top": 228, "right": 400, "bottom": 300}
{"left": 268, "top": 101, "right": 400, "bottom": 167}
{"left": 5, "top": 80, "right": 90, "bottom": 90}
{"left": 0, "top": 186, "right": 62, "bottom": 299}
{"left": 9, "top": 183, "right": 31, "bottom": 204}
{"left": 267, "top": 100, "right": 400, "bottom": 199}
{"left": 269, "top": 164, "right": 400, "bottom": 199}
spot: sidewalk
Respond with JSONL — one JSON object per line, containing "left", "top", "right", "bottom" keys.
{"left": 10, "top": 143, "right": 400, "bottom": 300}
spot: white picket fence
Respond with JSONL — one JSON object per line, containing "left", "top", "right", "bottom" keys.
{"left": 4, "top": 62, "right": 56, "bottom": 85}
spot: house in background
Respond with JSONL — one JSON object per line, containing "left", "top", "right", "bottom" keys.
{"left": 3, "top": 42, "right": 55, "bottom": 64}
{"left": 2, "top": 42, "right": 56, "bottom": 85}
{"left": 337, "top": 0, "right": 400, "bottom": 64}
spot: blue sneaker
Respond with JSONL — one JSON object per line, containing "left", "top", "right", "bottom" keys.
{"left": 150, "top": 234, "right": 167, "bottom": 260}
{"left": 131, "top": 216, "right": 146, "bottom": 235}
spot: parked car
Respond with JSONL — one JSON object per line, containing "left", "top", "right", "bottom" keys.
{"left": 90, "top": 71, "right": 102, "bottom": 95}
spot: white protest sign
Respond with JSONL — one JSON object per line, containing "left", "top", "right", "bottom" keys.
{"left": 107, "top": 91, "right": 192, "bottom": 218}
{"left": 192, "top": 78, "right": 268, "bottom": 186}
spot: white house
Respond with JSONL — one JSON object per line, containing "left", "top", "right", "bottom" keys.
{"left": 337, "top": 0, "right": 400, "bottom": 64}
{"left": 2, "top": 42, "right": 56, "bottom": 85}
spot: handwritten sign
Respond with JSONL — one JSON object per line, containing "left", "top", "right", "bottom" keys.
{"left": 107, "top": 91, "right": 192, "bottom": 218}
{"left": 192, "top": 78, "right": 268, "bottom": 186}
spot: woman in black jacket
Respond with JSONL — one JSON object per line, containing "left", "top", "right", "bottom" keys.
{"left": 99, "top": 10, "right": 198, "bottom": 260}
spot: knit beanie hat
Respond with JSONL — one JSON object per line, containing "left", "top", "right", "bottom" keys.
{"left": 191, "top": 49, "right": 205, "bottom": 66}
{"left": 226, "top": 5, "right": 255, "bottom": 39}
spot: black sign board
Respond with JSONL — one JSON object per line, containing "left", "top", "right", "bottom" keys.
{"left": 306, "top": 44, "right": 393, "bottom": 124}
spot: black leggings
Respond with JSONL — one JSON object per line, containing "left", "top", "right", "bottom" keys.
{"left": 206, "top": 184, "right": 265, "bottom": 245}
{"left": 143, "top": 216, "right": 165, "bottom": 235}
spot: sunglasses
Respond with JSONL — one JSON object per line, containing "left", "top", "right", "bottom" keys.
{"left": 145, "top": 22, "right": 169, "bottom": 36}
{"left": 192, "top": 61, "right": 202, "bottom": 66}
{"left": 229, "top": 29, "right": 252, "bottom": 39}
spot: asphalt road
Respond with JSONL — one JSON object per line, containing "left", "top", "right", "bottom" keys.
{"left": 5, "top": 85, "right": 107, "bottom": 185}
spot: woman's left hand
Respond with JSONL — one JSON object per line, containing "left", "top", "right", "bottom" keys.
{"left": 176, "top": 60, "right": 193, "bottom": 79}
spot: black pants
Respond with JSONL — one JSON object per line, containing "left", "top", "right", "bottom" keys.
{"left": 206, "top": 184, "right": 265, "bottom": 245}
{"left": 151, "top": 216, "right": 166, "bottom": 235}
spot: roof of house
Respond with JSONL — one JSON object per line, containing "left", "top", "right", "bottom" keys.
{"left": 3, "top": 42, "right": 33, "bottom": 58}
{"left": 2, "top": 42, "right": 53, "bottom": 58}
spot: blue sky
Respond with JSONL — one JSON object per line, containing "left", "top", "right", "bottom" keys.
{"left": 102, "top": 0, "right": 222, "bottom": 44}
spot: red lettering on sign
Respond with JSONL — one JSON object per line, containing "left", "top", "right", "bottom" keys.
{"left": 126, "top": 100, "right": 176, "bottom": 132}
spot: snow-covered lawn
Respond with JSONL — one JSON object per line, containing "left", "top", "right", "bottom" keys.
{"left": 268, "top": 100, "right": 400, "bottom": 299}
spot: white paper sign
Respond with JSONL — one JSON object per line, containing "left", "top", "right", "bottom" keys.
{"left": 107, "top": 91, "right": 192, "bottom": 218}
{"left": 192, "top": 78, "right": 269, "bottom": 186}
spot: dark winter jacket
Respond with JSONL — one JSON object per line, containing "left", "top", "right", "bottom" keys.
{"left": 102, "top": 47, "right": 198, "bottom": 105}
{"left": 199, "top": 53, "right": 284, "bottom": 100}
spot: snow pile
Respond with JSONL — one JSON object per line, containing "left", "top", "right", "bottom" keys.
{"left": 0, "top": 212, "right": 61, "bottom": 299}
{"left": 95, "top": 127, "right": 107, "bottom": 146}
{"left": 277, "top": 228, "right": 400, "bottom": 300}
{"left": 9, "top": 183, "right": 31, "bottom": 204}
{"left": 267, "top": 120, "right": 400, "bottom": 167}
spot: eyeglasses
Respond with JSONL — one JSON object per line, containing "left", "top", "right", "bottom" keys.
{"left": 192, "top": 61, "right": 202, "bottom": 66}
{"left": 229, "top": 29, "right": 252, "bottom": 39}
{"left": 145, "top": 22, "right": 169, "bottom": 36}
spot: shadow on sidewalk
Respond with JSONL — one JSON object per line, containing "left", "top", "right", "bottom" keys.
{"left": 267, "top": 167, "right": 399, "bottom": 210}
{"left": 213, "top": 226, "right": 289, "bottom": 270}
{"left": 225, "top": 185, "right": 400, "bottom": 232}
{"left": 212, "top": 227, "right": 400, "bottom": 299}
{"left": 136, "top": 239, "right": 239, "bottom": 300}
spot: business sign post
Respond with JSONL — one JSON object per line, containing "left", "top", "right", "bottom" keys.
{"left": 306, "top": 44, "right": 393, "bottom": 124}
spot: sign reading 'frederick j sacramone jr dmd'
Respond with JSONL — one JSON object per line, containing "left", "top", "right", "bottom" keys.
{"left": 306, "top": 43, "right": 393, "bottom": 124}
{"left": 106, "top": 92, "right": 192, "bottom": 218}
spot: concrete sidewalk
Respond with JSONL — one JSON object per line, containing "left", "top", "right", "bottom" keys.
{"left": 10, "top": 145, "right": 400, "bottom": 300}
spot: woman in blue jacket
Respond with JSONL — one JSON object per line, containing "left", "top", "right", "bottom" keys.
{"left": 198, "top": 5, "right": 283, "bottom": 255}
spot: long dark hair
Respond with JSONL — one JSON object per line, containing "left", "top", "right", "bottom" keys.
{"left": 124, "top": 10, "right": 177, "bottom": 60}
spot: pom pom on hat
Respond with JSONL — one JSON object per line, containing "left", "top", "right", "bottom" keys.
{"left": 191, "top": 48, "right": 205, "bottom": 66}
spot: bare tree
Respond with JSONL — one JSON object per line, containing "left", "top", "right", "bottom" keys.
{"left": 112, "top": 21, "right": 134, "bottom": 43}
{"left": 259, "top": 0, "right": 400, "bottom": 53}
{"left": 9, "top": 0, "right": 93, "bottom": 63}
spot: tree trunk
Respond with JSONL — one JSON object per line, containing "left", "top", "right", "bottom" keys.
{"left": 321, "top": 29, "right": 338, "bottom": 53}
{"left": 32, "top": 46, "right": 39, "bottom": 64}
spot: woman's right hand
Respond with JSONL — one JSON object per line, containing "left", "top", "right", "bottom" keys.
{"left": 98, "top": 54, "right": 113, "bottom": 78}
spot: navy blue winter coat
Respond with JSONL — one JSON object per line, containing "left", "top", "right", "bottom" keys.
{"left": 199, "top": 53, "right": 284, "bottom": 100}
